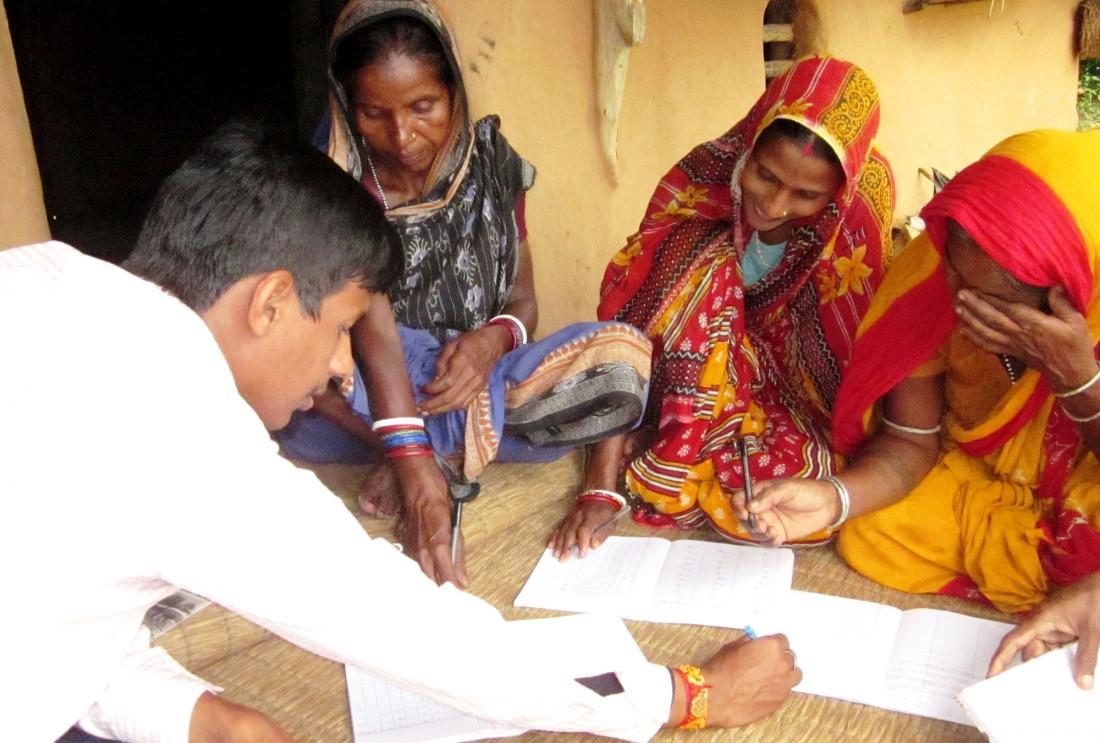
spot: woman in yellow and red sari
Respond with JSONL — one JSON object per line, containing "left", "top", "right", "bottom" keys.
{"left": 740, "top": 129, "right": 1100, "bottom": 614}
{"left": 550, "top": 55, "right": 895, "bottom": 553}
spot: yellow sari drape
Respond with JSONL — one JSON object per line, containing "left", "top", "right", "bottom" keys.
{"left": 837, "top": 129, "right": 1100, "bottom": 613}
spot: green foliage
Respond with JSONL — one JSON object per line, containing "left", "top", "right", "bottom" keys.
{"left": 1081, "top": 59, "right": 1100, "bottom": 131}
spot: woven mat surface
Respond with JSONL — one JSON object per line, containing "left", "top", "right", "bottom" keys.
{"left": 156, "top": 452, "right": 1010, "bottom": 742}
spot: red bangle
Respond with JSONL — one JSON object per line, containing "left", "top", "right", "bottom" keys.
{"left": 576, "top": 493, "right": 623, "bottom": 511}
{"left": 384, "top": 445, "right": 434, "bottom": 459}
{"left": 485, "top": 316, "right": 522, "bottom": 351}
{"left": 673, "top": 664, "right": 711, "bottom": 730}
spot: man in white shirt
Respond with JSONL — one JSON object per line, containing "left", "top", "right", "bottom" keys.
{"left": 0, "top": 121, "right": 800, "bottom": 743}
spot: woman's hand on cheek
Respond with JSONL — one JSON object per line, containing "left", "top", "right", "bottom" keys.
{"left": 955, "top": 287, "right": 1096, "bottom": 389}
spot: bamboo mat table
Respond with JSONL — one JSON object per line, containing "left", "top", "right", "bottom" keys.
{"left": 157, "top": 452, "right": 1008, "bottom": 742}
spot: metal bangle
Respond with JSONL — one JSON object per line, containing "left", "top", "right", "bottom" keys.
{"left": 824, "top": 476, "right": 851, "bottom": 530}
{"left": 882, "top": 417, "right": 942, "bottom": 436}
{"left": 1062, "top": 402, "right": 1100, "bottom": 424}
{"left": 1052, "top": 365, "right": 1100, "bottom": 398}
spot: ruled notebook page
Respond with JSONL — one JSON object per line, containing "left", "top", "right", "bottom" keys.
{"left": 345, "top": 666, "right": 522, "bottom": 743}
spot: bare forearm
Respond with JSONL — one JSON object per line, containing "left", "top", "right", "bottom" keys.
{"left": 839, "top": 433, "right": 940, "bottom": 519}
{"left": 500, "top": 296, "right": 537, "bottom": 337}
{"left": 355, "top": 295, "right": 420, "bottom": 418}
{"left": 583, "top": 435, "right": 626, "bottom": 492}
{"left": 837, "top": 372, "right": 944, "bottom": 519}
{"left": 501, "top": 239, "right": 538, "bottom": 336}
{"left": 312, "top": 386, "right": 377, "bottom": 446}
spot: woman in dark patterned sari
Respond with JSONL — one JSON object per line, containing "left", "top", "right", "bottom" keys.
{"left": 277, "top": 0, "right": 651, "bottom": 586}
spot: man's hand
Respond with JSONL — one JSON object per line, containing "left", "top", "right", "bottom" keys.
{"left": 189, "top": 692, "right": 294, "bottom": 743}
{"left": 668, "top": 634, "right": 800, "bottom": 728}
{"left": 393, "top": 455, "right": 468, "bottom": 588}
{"left": 732, "top": 478, "right": 839, "bottom": 546}
{"left": 419, "top": 327, "right": 511, "bottom": 415}
{"left": 988, "top": 571, "right": 1100, "bottom": 690}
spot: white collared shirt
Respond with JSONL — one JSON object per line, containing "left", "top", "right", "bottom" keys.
{"left": 0, "top": 242, "right": 670, "bottom": 743}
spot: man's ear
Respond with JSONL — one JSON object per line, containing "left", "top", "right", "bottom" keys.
{"left": 246, "top": 269, "right": 297, "bottom": 338}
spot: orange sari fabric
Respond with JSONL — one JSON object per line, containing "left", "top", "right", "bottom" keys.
{"left": 599, "top": 56, "right": 895, "bottom": 542}
{"left": 835, "top": 129, "right": 1100, "bottom": 611}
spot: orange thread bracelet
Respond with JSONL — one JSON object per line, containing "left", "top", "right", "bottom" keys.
{"left": 674, "top": 664, "right": 711, "bottom": 730}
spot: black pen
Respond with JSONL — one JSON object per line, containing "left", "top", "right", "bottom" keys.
{"left": 738, "top": 437, "right": 757, "bottom": 531}
{"left": 446, "top": 476, "right": 479, "bottom": 566}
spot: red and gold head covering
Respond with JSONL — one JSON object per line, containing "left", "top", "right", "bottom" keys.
{"left": 597, "top": 56, "right": 895, "bottom": 539}
{"left": 599, "top": 54, "right": 894, "bottom": 403}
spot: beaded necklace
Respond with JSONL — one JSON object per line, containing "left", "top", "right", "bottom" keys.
{"left": 361, "top": 136, "right": 390, "bottom": 212}
{"left": 998, "top": 353, "right": 1024, "bottom": 384}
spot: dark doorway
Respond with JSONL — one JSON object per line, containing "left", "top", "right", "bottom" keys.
{"left": 5, "top": 1, "right": 343, "bottom": 263}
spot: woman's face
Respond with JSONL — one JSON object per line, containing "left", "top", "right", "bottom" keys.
{"left": 349, "top": 53, "right": 453, "bottom": 178}
{"left": 739, "top": 134, "right": 843, "bottom": 234}
{"left": 943, "top": 224, "right": 1047, "bottom": 310}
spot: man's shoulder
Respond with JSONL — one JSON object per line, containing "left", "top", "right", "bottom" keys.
{"left": 5, "top": 240, "right": 200, "bottom": 328}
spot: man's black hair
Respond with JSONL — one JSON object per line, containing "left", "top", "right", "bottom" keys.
{"left": 124, "top": 119, "right": 401, "bottom": 317}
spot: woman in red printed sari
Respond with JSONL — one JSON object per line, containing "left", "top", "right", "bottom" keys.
{"left": 740, "top": 129, "right": 1100, "bottom": 614}
{"left": 550, "top": 55, "right": 895, "bottom": 554}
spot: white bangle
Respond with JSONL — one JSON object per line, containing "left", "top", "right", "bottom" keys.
{"left": 1052, "top": 366, "right": 1100, "bottom": 398}
{"left": 490, "top": 313, "right": 528, "bottom": 345}
{"left": 882, "top": 417, "right": 942, "bottom": 436}
{"left": 371, "top": 416, "right": 426, "bottom": 431}
{"left": 824, "top": 476, "right": 851, "bottom": 530}
{"left": 1062, "top": 402, "right": 1100, "bottom": 424}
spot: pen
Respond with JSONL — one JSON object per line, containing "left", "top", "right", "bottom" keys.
{"left": 450, "top": 498, "right": 463, "bottom": 564}
{"left": 743, "top": 625, "right": 758, "bottom": 640}
{"left": 446, "top": 476, "right": 479, "bottom": 566}
{"left": 738, "top": 437, "right": 757, "bottom": 531}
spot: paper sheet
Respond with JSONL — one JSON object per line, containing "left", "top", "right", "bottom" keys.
{"left": 645, "top": 538, "right": 795, "bottom": 627}
{"left": 770, "top": 592, "right": 1012, "bottom": 725}
{"left": 345, "top": 667, "right": 522, "bottom": 743}
{"left": 514, "top": 536, "right": 794, "bottom": 628}
{"left": 513, "top": 536, "right": 668, "bottom": 615}
{"left": 957, "top": 643, "right": 1099, "bottom": 742}
{"left": 879, "top": 608, "right": 1010, "bottom": 724}
{"left": 345, "top": 613, "right": 652, "bottom": 742}
{"left": 775, "top": 591, "right": 901, "bottom": 704}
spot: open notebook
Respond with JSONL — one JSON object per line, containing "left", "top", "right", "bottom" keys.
{"left": 957, "top": 643, "right": 1099, "bottom": 742}
{"left": 773, "top": 590, "right": 1013, "bottom": 725}
{"left": 514, "top": 535, "right": 795, "bottom": 628}
{"left": 345, "top": 612, "right": 652, "bottom": 742}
